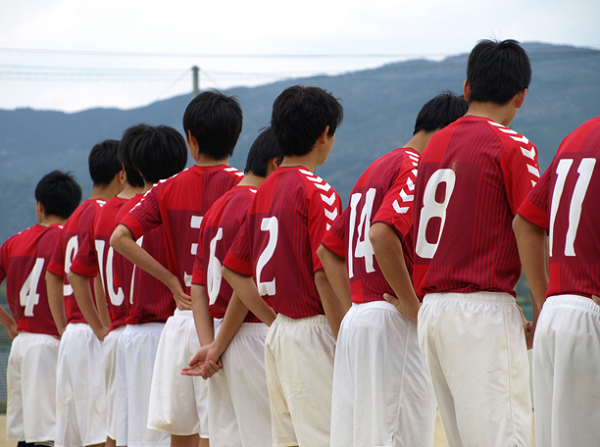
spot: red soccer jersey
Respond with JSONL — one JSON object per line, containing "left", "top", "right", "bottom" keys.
{"left": 0, "top": 224, "right": 61, "bottom": 336}
{"left": 192, "top": 185, "right": 261, "bottom": 322}
{"left": 119, "top": 165, "right": 243, "bottom": 293}
{"left": 518, "top": 116, "right": 600, "bottom": 299}
{"left": 412, "top": 116, "right": 540, "bottom": 298}
{"left": 46, "top": 199, "right": 106, "bottom": 323}
{"left": 70, "top": 196, "right": 131, "bottom": 330}
{"left": 115, "top": 194, "right": 174, "bottom": 324}
{"left": 224, "top": 166, "right": 342, "bottom": 318}
{"left": 321, "top": 148, "right": 420, "bottom": 303}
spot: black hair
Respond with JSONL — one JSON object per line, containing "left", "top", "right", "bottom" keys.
{"left": 131, "top": 125, "right": 188, "bottom": 184}
{"left": 244, "top": 127, "right": 283, "bottom": 176}
{"left": 271, "top": 85, "right": 344, "bottom": 156}
{"left": 35, "top": 170, "right": 82, "bottom": 219}
{"left": 182, "top": 90, "right": 243, "bottom": 159}
{"left": 413, "top": 91, "right": 469, "bottom": 135}
{"left": 119, "top": 124, "right": 150, "bottom": 188}
{"left": 88, "top": 139, "right": 122, "bottom": 187}
{"left": 467, "top": 39, "right": 531, "bottom": 105}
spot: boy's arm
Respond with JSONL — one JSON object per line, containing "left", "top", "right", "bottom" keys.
{"left": 68, "top": 271, "right": 109, "bottom": 341}
{"left": 370, "top": 222, "right": 421, "bottom": 321}
{"left": 94, "top": 275, "right": 112, "bottom": 328}
{"left": 317, "top": 245, "right": 351, "bottom": 310}
{"left": 111, "top": 224, "right": 191, "bottom": 310}
{"left": 46, "top": 271, "right": 67, "bottom": 336}
{"left": 314, "top": 270, "right": 346, "bottom": 338}
{"left": 513, "top": 215, "right": 549, "bottom": 311}
{"left": 222, "top": 267, "right": 276, "bottom": 327}
{"left": 0, "top": 307, "right": 18, "bottom": 339}
{"left": 183, "top": 291, "right": 250, "bottom": 378}
{"left": 191, "top": 284, "right": 215, "bottom": 346}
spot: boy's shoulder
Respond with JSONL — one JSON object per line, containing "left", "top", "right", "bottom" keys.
{"left": 63, "top": 198, "right": 106, "bottom": 233}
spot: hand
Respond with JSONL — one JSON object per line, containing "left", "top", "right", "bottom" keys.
{"left": 94, "top": 325, "right": 110, "bottom": 342}
{"left": 517, "top": 304, "right": 534, "bottom": 349}
{"left": 383, "top": 293, "right": 420, "bottom": 322}
{"left": 166, "top": 275, "right": 192, "bottom": 310}
{"left": 181, "top": 342, "right": 223, "bottom": 379}
{"left": 592, "top": 295, "right": 600, "bottom": 306}
{"left": 7, "top": 323, "right": 19, "bottom": 339}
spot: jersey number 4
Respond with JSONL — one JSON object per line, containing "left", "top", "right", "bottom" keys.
{"left": 19, "top": 258, "right": 45, "bottom": 316}
{"left": 348, "top": 189, "right": 376, "bottom": 278}
{"left": 549, "top": 158, "right": 596, "bottom": 257}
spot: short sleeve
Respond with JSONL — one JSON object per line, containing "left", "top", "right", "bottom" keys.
{"left": 191, "top": 220, "right": 206, "bottom": 286}
{"left": 47, "top": 233, "right": 66, "bottom": 277}
{"left": 120, "top": 185, "right": 163, "bottom": 239}
{"left": 309, "top": 188, "right": 342, "bottom": 272}
{"left": 320, "top": 208, "right": 346, "bottom": 258}
{"left": 0, "top": 242, "right": 7, "bottom": 284}
{"left": 70, "top": 227, "right": 99, "bottom": 277}
{"left": 500, "top": 135, "right": 541, "bottom": 215}
{"left": 223, "top": 220, "right": 253, "bottom": 276}
{"left": 518, "top": 165, "right": 551, "bottom": 230}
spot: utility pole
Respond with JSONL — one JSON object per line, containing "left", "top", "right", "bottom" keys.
{"left": 192, "top": 66, "right": 200, "bottom": 97}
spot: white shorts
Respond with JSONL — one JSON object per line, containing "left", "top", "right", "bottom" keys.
{"left": 208, "top": 321, "right": 271, "bottom": 447}
{"left": 103, "top": 325, "right": 125, "bottom": 441}
{"left": 265, "top": 313, "right": 335, "bottom": 447}
{"left": 7, "top": 332, "right": 59, "bottom": 443}
{"left": 147, "top": 310, "right": 208, "bottom": 437}
{"left": 331, "top": 301, "right": 436, "bottom": 447}
{"left": 418, "top": 292, "right": 532, "bottom": 447}
{"left": 116, "top": 323, "right": 169, "bottom": 447}
{"left": 55, "top": 323, "right": 107, "bottom": 447}
{"left": 532, "top": 294, "right": 600, "bottom": 447}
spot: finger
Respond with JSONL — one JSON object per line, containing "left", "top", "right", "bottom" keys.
{"left": 383, "top": 293, "right": 399, "bottom": 303}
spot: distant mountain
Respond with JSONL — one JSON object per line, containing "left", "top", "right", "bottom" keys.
{"left": 1, "top": 42, "right": 599, "bottom": 245}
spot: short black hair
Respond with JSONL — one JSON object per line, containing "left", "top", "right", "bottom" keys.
{"left": 244, "top": 127, "right": 283, "bottom": 176}
{"left": 131, "top": 125, "right": 188, "bottom": 184}
{"left": 119, "top": 124, "right": 150, "bottom": 188}
{"left": 35, "top": 170, "right": 82, "bottom": 219}
{"left": 88, "top": 139, "right": 122, "bottom": 187}
{"left": 413, "top": 91, "right": 468, "bottom": 135}
{"left": 467, "top": 39, "right": 531, "bottom": 105}
{"left": 182, "top": 90, "right": 243, "bottom": 159}
{"left": 271, "top": 85, "right": 343, "bottom": 156}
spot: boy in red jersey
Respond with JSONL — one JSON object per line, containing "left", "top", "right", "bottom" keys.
{"left": 181, "top": 127, "right": 282, "bottom": 447}
{"left": 45, "top": 140, "right": 125, "bottom": 447}
{"left": 318, "top": 92, "right": 467, "bottom": 447}
{"left": 68, "top": 124, "right": 173, "bottom": 447}
{"left": 411, "top": 40, "right": 539, "bottom": 447}
{"left": 514, "top": 116, "right": 600, "bottom": 447}
{"left": 111, "top": 91, "right": 243, "bottom": 447}
{"left": 0, "top": 171, "right": 81, "bottom": 447}
{"left": 221, "top": 85, "right": 346, "bottom": 447}
{"left": 112, "top": 126, "right": 187, "bottom": 447}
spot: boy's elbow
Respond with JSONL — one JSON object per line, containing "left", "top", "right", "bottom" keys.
{"left": 369, "top": 222, "right": 396, "bottom": 253}
{"left": 110, "top": 224, "right": 130, "bottom": 252}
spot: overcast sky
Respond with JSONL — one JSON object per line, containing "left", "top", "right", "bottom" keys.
{"left": 1, "top": 0, "right": 599, "bottom": 112}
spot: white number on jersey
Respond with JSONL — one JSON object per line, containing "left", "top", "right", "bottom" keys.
{"left": 129, "top": 236, "right": 143, "bottom": 305}
{"left": 415, "top": 169, "right": 456, "bottom": 259}
{"left": 64, "top": 236, "right": 79, "bottom": 296}
{"left": 19, "top": 257, "right": 45, "bottom": 316}
{"left": 257, "top": 217, "right": 278, "bottom": 296}
{"left": 184, "top": 215, "right": 203, "bottom": 288}
{"left": 95, "top": 240, "right": 125, "bottom": 306}
{"left": 347, "top": 188, "right": 377, "bottom": 278}
{"left": 549, "top": 158, "right": 596, "bottom": 257}
{"left": 206, "top": 228, "right": 224, "bottom": 305}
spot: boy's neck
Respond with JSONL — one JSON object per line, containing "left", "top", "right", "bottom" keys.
{"left": 39, "top": 215, "right": 67, "bottom": 227}
{"left": 195, "top": 154, "right": 229, "bottom": 167}
{"left": 280, "top": 152, "right": 321, "bottom": 173}
{"left": 89, "top": 184, "right": 119, "bottom": 202}
{"left": 465, "top": 101, "right": 517, "bottom": 127}
{"left": 238, "top": 172, "right": 264, "bottom": 189}
{"left": 402, "top": 130, "right": 437, "bottom": 155}
{"left": 117, "top": 183, "right": 145, "bottom": 201}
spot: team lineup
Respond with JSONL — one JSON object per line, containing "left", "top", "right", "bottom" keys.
{"left": 0, "top": 38, "right": 598, "bottom": 447}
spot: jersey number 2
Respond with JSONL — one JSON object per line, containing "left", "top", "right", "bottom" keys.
{"left": 257, "top": 217, "right": 278, "bottom": 296}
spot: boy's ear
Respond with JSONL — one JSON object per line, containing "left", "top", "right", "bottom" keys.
{"left": 513, "top": 88, "right": 527, "bottom": 109}
{"left": 317, "top": 125, "right": 331, "bottom": 144}
{"left": 187, "top": 131, "right": 198, "bottom": 147}
{"left": 463, "top": 80, "right": 471, "bottom": 102}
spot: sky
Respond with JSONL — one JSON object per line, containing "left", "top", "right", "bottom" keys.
{"left": 1, "top": 0, "right": 599, "bottom": 113}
